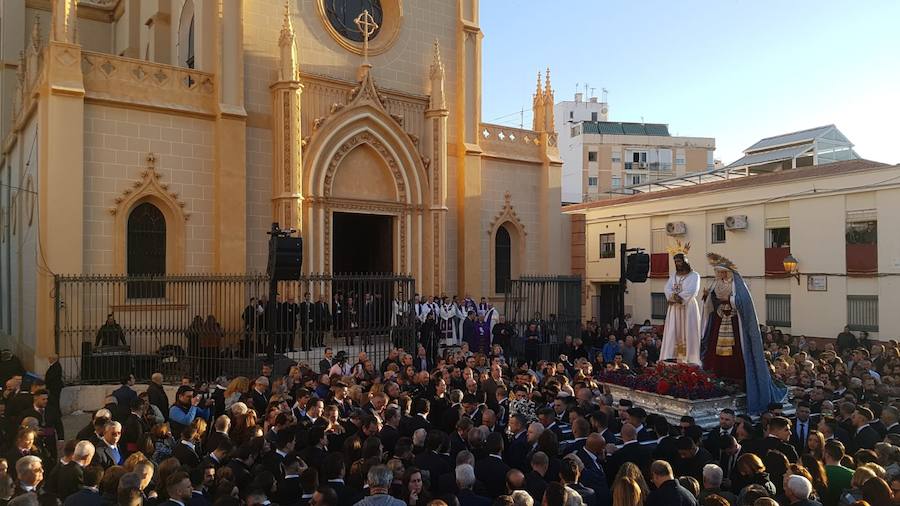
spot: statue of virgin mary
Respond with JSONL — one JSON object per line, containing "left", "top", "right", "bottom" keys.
{"left": 701, "top": 253, "right": 787, "bottom": 414}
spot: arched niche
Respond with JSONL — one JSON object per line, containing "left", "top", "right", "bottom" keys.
{"left": 331, "top": 143, "right": 399, "bottom": 202}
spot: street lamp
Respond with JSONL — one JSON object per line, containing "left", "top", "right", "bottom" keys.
{"left": 783, "top": 254, "right": 800, "bottom": 284}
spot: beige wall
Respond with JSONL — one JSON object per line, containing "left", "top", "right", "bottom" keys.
{"left": 83, "top": 105, "right": 216, "bottom": 274}
{"left": 574, "top": 165, "right": 900, "bottom": 339}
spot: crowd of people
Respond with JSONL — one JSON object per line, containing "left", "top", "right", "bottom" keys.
{"left": 0, "top": 319, "right": 897, "bottom": 506}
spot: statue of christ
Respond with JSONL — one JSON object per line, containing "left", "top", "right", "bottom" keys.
{"left": 660, "top": 243, "right": 702, "bottom": 365}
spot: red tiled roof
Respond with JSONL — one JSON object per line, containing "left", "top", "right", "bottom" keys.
{"left": 563, "top": 159, "right": 892, "bottom": 213}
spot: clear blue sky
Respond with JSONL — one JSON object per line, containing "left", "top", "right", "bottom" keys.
{"left": 480, "top": 1, "right": 900, "bottom": 165}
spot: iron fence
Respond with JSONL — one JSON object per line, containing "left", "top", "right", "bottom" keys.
{"left": 55, "top": 273, "right": 416, "bottom": 384}
{"left": 503, "top": 275, "right": 582, "bottom": 365}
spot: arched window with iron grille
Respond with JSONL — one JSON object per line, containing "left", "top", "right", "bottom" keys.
{"left": 127, "top": 202, "right": 166, "bottom": 298}
{"left": 495, "top": 225, "right": 512, "bottom": 294}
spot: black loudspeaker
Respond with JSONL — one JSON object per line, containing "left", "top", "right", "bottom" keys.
{"left": 268, "top": 236, "right": 303, "bottom": 281}
{"left": 625, "top": 252, "right": 650, "bottom": 283}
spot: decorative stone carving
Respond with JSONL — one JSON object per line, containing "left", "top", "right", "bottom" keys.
{"left": 487, "top": 191, "right": 526, "bottom": 237}
{"left": 323, "top": 132, "right": 406, "bottom": 202}
{"left": 109, "top": 153, "right": 190, "bottom": 220}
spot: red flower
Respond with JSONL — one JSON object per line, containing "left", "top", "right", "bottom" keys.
{"left": 657, "top": 380, "right": 670, "bottom": 395}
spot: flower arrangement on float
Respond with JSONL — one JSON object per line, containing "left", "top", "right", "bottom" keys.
{"left": 596, "top": 362, "right": 739, "bottom": 400}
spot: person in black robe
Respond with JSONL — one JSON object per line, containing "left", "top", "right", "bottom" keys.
{"left": 95, "top": 314, "right": 126, "bottom": 347}
{"left": 420, "top": 313, "right": 440, "bottom": 366}
{"left": 45, "top": 355, "right": 64, "bottom": 439}
{"left": 298, "top": 293, "right": 314, "bottom": 351}
{"left": 313, "top": 295, "right": 331, "bottom": 348}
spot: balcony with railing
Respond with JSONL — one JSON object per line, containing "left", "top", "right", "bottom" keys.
{"left": 81, "top": 51, "right": 217, "bottom": 116}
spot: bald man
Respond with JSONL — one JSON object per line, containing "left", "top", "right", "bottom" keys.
{"left": 147, "top": 372, "right": 169, "bottom": 422}
{"left": 576, "top": 434, "right": 610, "bottom": 503}
{"left": 606, "top": 423, "right": 654, "bottom": 485}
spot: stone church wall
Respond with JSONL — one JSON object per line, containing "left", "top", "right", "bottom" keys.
{"left": 82, "top": 105, "right": 216, "bottom": 274}
{"left": 480, "top": 159, "right": 542, "bottom": 295}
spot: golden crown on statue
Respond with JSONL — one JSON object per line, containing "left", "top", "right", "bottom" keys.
{"left": 666, "top": 240, "right": 691, "bottom": 256}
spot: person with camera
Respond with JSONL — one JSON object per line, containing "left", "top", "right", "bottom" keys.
{"left": 168, "top": 385, "right": 212, "bottom": 437}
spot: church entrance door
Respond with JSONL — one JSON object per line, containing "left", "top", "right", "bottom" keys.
{"left": 332, "top": 212, "right": 394, "bottom": 274}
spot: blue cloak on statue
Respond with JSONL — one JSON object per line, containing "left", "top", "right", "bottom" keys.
{"left": 700, "top": 271, "right": 787, "bottom": 415}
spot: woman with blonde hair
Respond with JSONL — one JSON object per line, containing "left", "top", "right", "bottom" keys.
{"left": 840, "top": 467, "right": 878, "bottom": 506}
{"left": 612, "top": 476, "right": 643, "bottom": 506}
{"left": 224, "top": 376, "right": 249, "bottom": 409}
{"left": 614, "top": 462, "right": 650, "bottom": 499}
{"left": 150, "top": 423, "right": 175, "bottom": 464}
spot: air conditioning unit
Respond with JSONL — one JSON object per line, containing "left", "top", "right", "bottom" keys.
{"left": 724, "top": 215, "right": 748, "bottom": 230}
{"left": 637, "top": 162, "right": 648, "bottom": 169}
{"left": 666, "top": 221, "right": 687, "bottom": 236}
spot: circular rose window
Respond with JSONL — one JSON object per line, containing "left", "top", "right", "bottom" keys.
{"left": 316, "top": 0, "right": 402, "bottom": 56}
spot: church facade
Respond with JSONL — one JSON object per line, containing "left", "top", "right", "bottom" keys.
{"left": 0, "top": 0, "right": 570, "bottom": 366}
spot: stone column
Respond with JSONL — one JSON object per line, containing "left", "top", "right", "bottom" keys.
{"left": 425, "top": 41, "right": 449, "bottom": 294}
{"left": 35, "top": 6, "right": 85, "bottom": 369}
{"left": 270, "top": 2, "right": 303, "bottom": 237}
{"left": 213, "top": 0, "right": 247, "bottom": 273}
{"left": 455, "top": 0, "right": 484, "bottom": 295}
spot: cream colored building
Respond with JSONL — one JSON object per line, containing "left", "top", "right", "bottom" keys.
{"left": 559, "top": 115, "right": 716, "bottom": 202}
{"left": 0, "top": 0, "right": 570, "bottom": 368}
{"left": 565, "top": 159, "right": 900, "bottom": 340}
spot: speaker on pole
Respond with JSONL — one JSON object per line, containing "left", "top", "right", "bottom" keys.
{"left": 267, "top": 223, "right": 303, "bottom": 281}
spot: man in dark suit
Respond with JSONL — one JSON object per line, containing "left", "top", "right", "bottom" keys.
{"left": 457, "top": 463, "right": 492, "bottom": 506}
{"left": 674, "top": 436, "right": 714, "bottom": 483}
{"left": 54, "top": 441, "right": 96, "bottom": 500}
{"left": 91, "top": 421, "right": 124, "bottom": 469}
{"left": 524, "top": 451, "right": 549, "bottom": 504}
{"left": 187, "top": 467, "right": 213, "bottom": 506}
{"left": 646, "top": 460, "right": 698, "bottom": 506}
{"left": 298, "top": 293, "right": 314, "bottom": 352}
{"left": 111, "top": 375, "right": 138, "bottom": 423}
{"left": 261, "top": 430, "right": 295, "bottom": 480}
{"left": 62, "top": 465, "right": 104, "bottom": 506}
{"left": 121, "top": 398, "right": 149, "bottom": 458}
{"left": 160, "top": 471, "right": 193, "bottom": 506}
{"left": 321, "top": 453, "right": 362, "bottom": 506}
{"left": 474, "top": 433, "right": 510, "bottom": 499}
{"left": 415, "top": 431, "right": 452, "bottom": 494}
{"left": 173, "top": 426, "right": 201, "bottom": 469}
{"left": 849, "top": 407, "right": 881, "bottom": 453}
{"left": 628, "top": 407, "right": 658, "bottom": 442}
{"left": 298, "top": 427, "right": 329, "bottom": 475}
{"left": 790, "top": 402, "right": 815, "bottom": 455}
{"left": 560, "top": 418, "right": 590, "bottom": 457}
{"left": 319, "top": 347, "right": 335, "bottom": 374}
{"left": 704, "top": 409, "right": 738, "bottom": 460}
{"left": 200, "top": 439, "right": 233, "bottom": 471}
{"left": 503, "top": 414, "right": 530, "bottom": 472}
{"left": 225, "top": 446, "right": 254, "bottom": 492}
{"left": 313, "top": 295, "right": 331, "bottom": 348}
{"left": 560, "top": 456, "right": 598, "bottom": 506}
{"left": 247, "top": 377, "right": 269, "bottom": 413}
{"left": 576, "top": 434, "right": 610, "bottom": 504}
{"left": 605, "top": 424, "right": 653, "bottom": 485}
{"left": 146, "top": 373, "right": 169, "bottom": 422}
{"left": 274, "top": 454, "right": 304, "bottom": 506}
{"left": 45, "top": 355, "right": 65, "bottom": 439}
{"left": 204, "top": 415, "right": 231, "bottom": 458}
{"left": 379, "top": 407, "right": 402, "bottom": 455}
{"left": 406, "top": 398, "right": 433, "bottom": 436}
{"left": 742, "top": 416, "right": 799, "bottom": 463}
{"left": 717, "top": 435, "right": 741, "bottom": 484}
{"left": 883, "top": 406, "right": 900, "bottom": 436}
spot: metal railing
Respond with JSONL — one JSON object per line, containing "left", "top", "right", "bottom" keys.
{"left": 55, "top": 273, "right": 416, "bottom": 384}
{"left": 503, "top": 275, "right": 582, "bottom": 365}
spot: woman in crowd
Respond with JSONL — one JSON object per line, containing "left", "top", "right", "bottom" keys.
{"left": 731, "top": 453, "right": 777, "bottom": 497}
